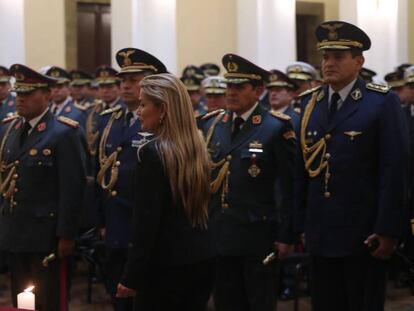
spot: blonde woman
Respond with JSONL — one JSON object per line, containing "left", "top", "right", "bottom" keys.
{"left": 116, "top": 73, "right": 214, "bottom": 310}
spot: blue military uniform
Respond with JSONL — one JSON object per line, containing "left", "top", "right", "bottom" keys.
{"left": 181, "top": 65, "right": 207, "bottom": 117}
{"left": 0, "top": 66, "right": 17, "bottom": 123}
{"left": 294, "top": 21, "right": 409, "bottom": 311}
{"left": 0, "top": 64, "right": 87, "bottom": 311}
{"left": 46, "top": 66, "right": 87, "bottom": 129}
{"left": 199, "top": 54, "right": 296, "bottom": 311}
{"left": 95, "top": 48, "right": 167, "bottom": 311}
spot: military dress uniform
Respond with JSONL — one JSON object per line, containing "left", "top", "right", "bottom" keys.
{"left": 46, "top": 66, "right": 87, "bottom": 129}
{"left": 199, "top": 54, "right": 296, "bottom": 311}
{"left": 294, "top": 21, "right": 409, "bottom": 311}
{"left": 95, "top": 48, "right": 167, "bottom": 311}
{"left": 0, "top": 64, "right": 87, "bottom": 311}
{"left": 181, "top": 65, "right": 207, "bottom": 117}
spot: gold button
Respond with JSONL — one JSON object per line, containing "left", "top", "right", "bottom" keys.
{"left": 38, "top": 162, "right": 42, "bottom": 165}
{"left": 117, "top": 147, "right": 122, "bottom": 152}
{"left": 227, "top": 171, "right": 231, "bottom": 175}
{"left": 115, "top": 161, "right": 121, "bottom": 166}
{"left": 13, "top": 174, "right": 18, "bottom": 179}
{"left": 111, "top": 190, "right": 117, "bottom": 197}
{"left": 222, "top": 203, "right": 229, "bottom": 209}
{"left": 325, "top": 153, "right": 331, "bottom": 160}
{"left": 325, "top": 134, "right": 331, "bottom": 140}
{"left": 14, "top": 188, "right": 18, "bottom": 193}
{"left": 13, "top": 202, "right": 17, "bottom": 206}
{"left": 227, "top": 155, "right": 232, "bottom": 161}
{"left": 49, "top": 212, "right": 55, "bottom": 217}
{"left": 324, "top": 192, "right": 331, "bottom": 198}
{"left": 14, "top": 160, "right": 19, "bottom": 165}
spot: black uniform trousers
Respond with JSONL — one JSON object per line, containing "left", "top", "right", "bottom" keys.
{"left": 9, "top": 252, "right": 65, "bottom": 311}
{"left": 213, "top": 255, "right": 277, "bottom": 311}
{"left": 133, "top": 259, "right": 214, "bottom": 311}
{"left": 310, "top": 253, "right": 387, "bottom": 311}
{"left": 104, "top": 248, "right": 133, "bottom": 311}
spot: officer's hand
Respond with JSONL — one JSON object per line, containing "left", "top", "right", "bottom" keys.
{"left": 116, "top": 283, "right": 136, "bottom": 298}
{"left": 58, "top": 238, "right": 75, "bottom": 258}
{"left": 364, "top": 234, "right": 397, "bottom": 260}
{"left": 274, "top": 242, "right": 294, "bottom": 259}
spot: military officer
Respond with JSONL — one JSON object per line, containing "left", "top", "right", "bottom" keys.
{"left": 202, "top": 76, "right": 227, "bottom": 112}
{"left": 0, "top": 64, "right": 86, "bottom": 311}
{"left": 286, "top": 61, "right": 318, "bottom": 110}
{"left": 96, "top": 48, "right": 167, "bottom": 311}
{"left": 181, "top": 65, "right": 207, "bottom": 117}
{"left": 294, "top": 21, "right": 409, "bottom": 311}
{"left": 70, "top": 69, "right": 94, "bottom": 108}
{"left": 46, "top": 66, "right": 87, "bottom": 128}
{"left": 95, "top": 65, "right": 124, "bottom": 110}
{"left": 0, "top": 66, "right": 16, "bottom": 121}
{"left": 266, "top": 69, "right": 300, "bottom": 131}
{"left": 199, "top": 54, "right": 296, "bottom": 311}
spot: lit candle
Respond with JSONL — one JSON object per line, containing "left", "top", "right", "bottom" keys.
{"left": 17, "top": 286, "right": 35, "bottom": 310}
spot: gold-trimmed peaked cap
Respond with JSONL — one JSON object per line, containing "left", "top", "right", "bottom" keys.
{"left": 116, "top": 48, "right": 167, "bottom": 75}
{"left": 404, "top": 65, "right": 414, "bottom": 84}
{"left": 316, "top": 20, "right": 371, "bottom": 51}
{"left": 384, "top": 71, "right": 405, "bottom": 89}
{"left": 202, "top": 76, "right": 227, "bottom": 95}
{"left": 359, "top": 67, "right": 376, "bottom": 83}
{"left": 46, "top": 66, "right": 71, "bottom": 85}
{"left": 266, "top": 69, "right": 298, "bottom": 90}
{"left": 10, "top": 64, "right": 56, "bottom": 93}
{"left": 95, "top": 65, "right": 120, "bottom": 86}
{"left": 180, "top": 65, "right": 205, "bottom": 91}
{"left": 222, "top": 53, "right": 269, "bottom": 84}
{"left": 70, "top": 70, "right": 93, "bottom": 86}
{"left": 0, "top": 66, "right": 11, "bottom": 83}
{"left": 200, "top": 63, "right": 220, "bottom": 77}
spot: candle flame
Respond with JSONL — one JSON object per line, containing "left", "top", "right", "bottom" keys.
{"left": 24, "top": 286, "right": 34, "bottom": 293}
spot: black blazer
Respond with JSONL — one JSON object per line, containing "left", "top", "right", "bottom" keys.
{"left": 121, "top": 140, "right": 213, "bottom": 290}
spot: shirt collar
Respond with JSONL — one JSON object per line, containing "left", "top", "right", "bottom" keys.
{"left": 328, "top": 78, "right": 357, "bottom": 103}
{"left": 25, "top": 107, "right": 49, "bottom": 130}
{"left": 233, "top": 102, "right": 259, "bottom": 122}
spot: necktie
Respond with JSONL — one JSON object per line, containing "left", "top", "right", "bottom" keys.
{"left": 125, "top": 112, "right": 134, "bottom": 127}
{"left": 328, "top": 92, "right": 340, "bottom": 123}
{"left": 20, "top": 122, "right": 32, "bottom": 146}
{"left": 51, "top": 105, "right": 58, "bottom": 115}
{"left": 231, "top": 117, "right": 244, "bottom": 140}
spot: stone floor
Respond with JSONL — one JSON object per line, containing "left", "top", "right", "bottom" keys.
{"left": 1, "top": 265, "right": 414, "bottom": 311}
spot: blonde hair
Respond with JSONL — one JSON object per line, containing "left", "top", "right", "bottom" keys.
{"left": 139, "top": 73, "right": 210, "bottom": 228}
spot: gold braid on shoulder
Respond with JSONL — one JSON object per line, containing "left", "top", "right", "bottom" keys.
{"left": 85, "top": 105, "right": 101, "bottom": 156}
{"left": 0, "top": 118, "right": 21, "bottom": 210}
{"left": 96, "top": 110, "right": 122, "bottom": 196}
{"left": 300, "top": 91, "right": 332, "bottom": 196}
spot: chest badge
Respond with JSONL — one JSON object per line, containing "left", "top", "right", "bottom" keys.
{"left": 65, "top": 106, "right": 72, "bottom": 113}
{"left": 8, "top": 101, "right": 14, "bottom": 107}
{"left": 248, "top": 153, "right": 261, "bottom": 178}
{"left": 252, "top": 115, "right": 262, "bottom": 125}
{"left": 222, "top": 113, "right": 229, "bottom": 123}
{"left": 344, "top": 131, "right": 362, "bottom": 141}
{"left": 37, "top": 122, "right": 46, "bottom": 132}
{"left": 43, "top": 149, "right": 52, "bottom": 156}
{"left": 351, "top": 88, "right": 362, "bottom": 101}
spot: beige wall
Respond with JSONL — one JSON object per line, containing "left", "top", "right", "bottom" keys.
{"left": 24, "top": 0, "right": 66, "bottom": 70}
{"left": 409, "top": 0, "right": 414, "bottom": 63}
{"left": 176, "top": 0, "right": 237, "bottom": 75}
{"left": 298, "top": 0, "right": 339, "bottom": 20}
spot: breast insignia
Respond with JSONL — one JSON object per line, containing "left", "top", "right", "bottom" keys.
{"left": 57, "top": 116, "right": 79, "bottom": 128}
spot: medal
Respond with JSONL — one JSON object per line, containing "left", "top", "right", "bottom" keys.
{"left": 248, "top": 154, "right": 261, "bottom": 178}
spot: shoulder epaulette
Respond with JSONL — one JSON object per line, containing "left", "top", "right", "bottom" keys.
{"left": 57, "top": 116, "right": 79, "bottom": 128}
{"left": 100, "top": 104, "right": 122, "bottom": 116}
{"left": 270, "top": 110, "right": 291, "bottom": 121}
{"left": 366, "top": 83, "right": 390, "bottom": 93}
{"left": 2, "top": 113, "right": 19, "bottom": 124}
{"left": 73, "top": 102, "right": 89, "bottom": 112}
{"left": 89, "top": 99, "right": 104, "bottom": 107}
{"left": 201, "top": 109, "right": 225, "bottom": 121}
{"left": 298, "top": 85, "right": 322, "bottom": 97}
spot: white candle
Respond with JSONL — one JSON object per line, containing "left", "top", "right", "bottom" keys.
{"left": 17, "top": 286, "right": 35, "bottom": 310}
